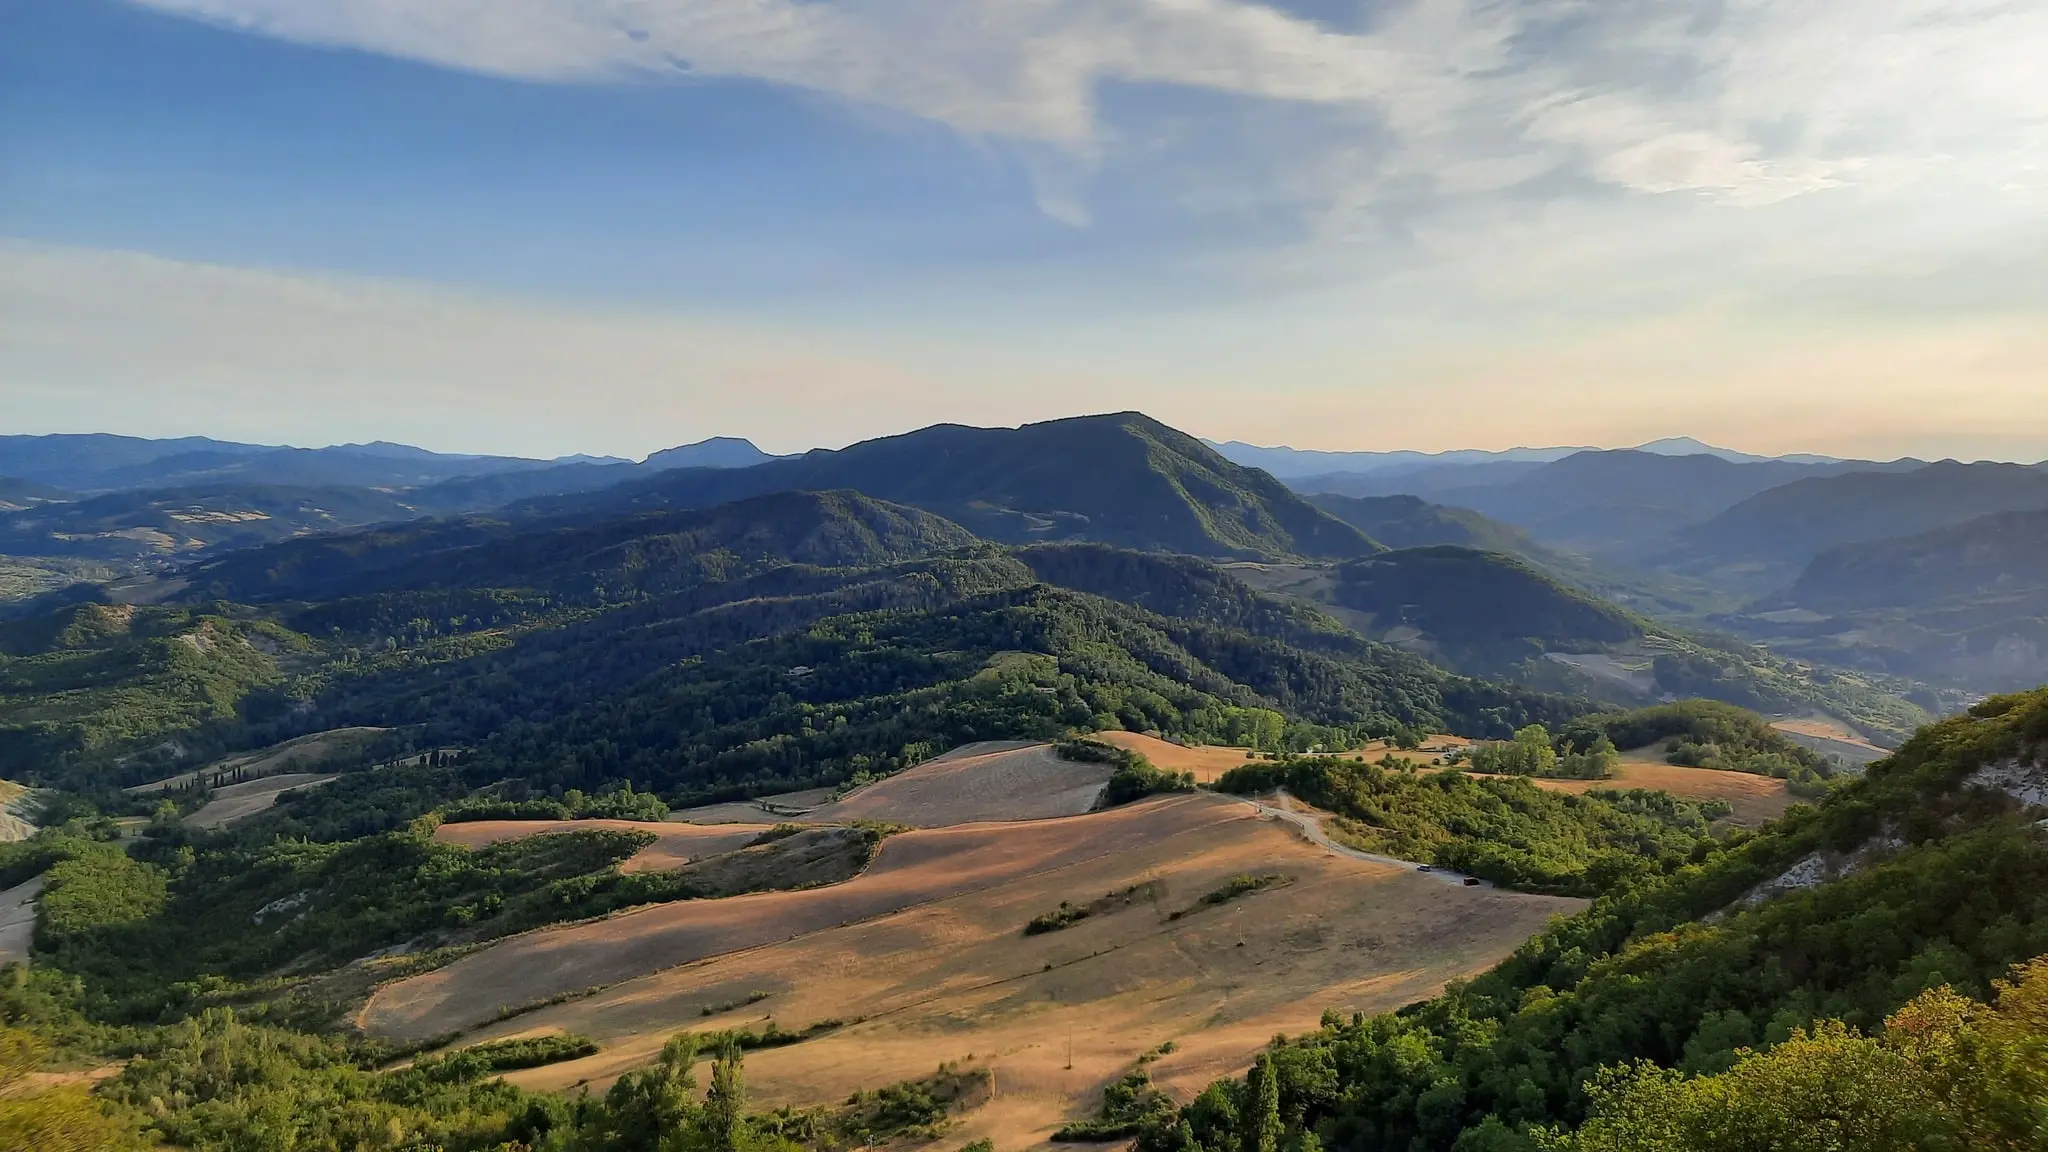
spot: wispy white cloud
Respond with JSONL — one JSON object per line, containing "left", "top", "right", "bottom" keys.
{"left": 126, "top": 0, "right": 2048, "bottom": 226}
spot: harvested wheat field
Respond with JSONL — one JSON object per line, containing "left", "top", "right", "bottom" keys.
{"left": 1506, "top": 757, "right": 1797, "bottom": 827}
{"left": 671, "top": 788, "right": 838, "bottom": 825}
{"left": 799, "top": 741, "right": 1114, "bottom": 827}
{"left": 186, "top": 773, "right": 339, "bottom": 829}
{"left": 1087, "top": 733, "right": 1257, "bottom": 782}
{"left": 432, "top": 819, "right": 778, "bottom": 872}
{"left": 379, "top": 794, "right": 1581, "bottom": 1149}
{"left": 1771, "top": 716, "right": 1891, "bottom": 768}
{"left": 1093, "top": 732, "right": 1468, "bottom": 782}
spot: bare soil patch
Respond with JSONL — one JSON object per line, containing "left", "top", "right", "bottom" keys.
{"left": 426, "top": 795, "right": 1578, "bottom": 1150}
{"left": 432, "top": 819, "right": 775, "bottom": 873}
{"left": 801, "top": 742, "right": 1114, "bottom": 827}
{"left": 0, "top": 876, "right": 44, "bottom": 966}
{"left": 186, "top": 773, "right": 338, "bottom": 830}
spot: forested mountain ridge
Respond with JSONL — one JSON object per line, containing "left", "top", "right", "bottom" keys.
{"left": 1786, "top": 507, "right": 2048, "bottom": 615}
{"left": 1702, "top": 508, "right": 2048, "bottom": 696}
{"left": 177, "top": 489, "right": 980, "bottom": 605}
{"left": 1228, "top": 546, "right": 1929, "bottom": 741}
{"left": 1678, "top": 459, "right": 2048, "bottom": 575}
{"left": 1145, "top": 685, "right": 2048, "bottom": 1151}
{"left": 0, "top": 499, "right": 1570, "bottom": 795}
{"left": 1327, "top": 546, "right": 1643, "bottom": 675}
{"left": 1307, "top": 493, "right": 1540, "bottom": 555}
{"left": 522, "top": 412, "right": 1383, "bottom": 560}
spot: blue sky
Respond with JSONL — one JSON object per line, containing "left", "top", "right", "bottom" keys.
{"left": 3, "top": 0, "right": 2045, "bottom": 460}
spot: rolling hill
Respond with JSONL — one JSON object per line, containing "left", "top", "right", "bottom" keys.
{"left": 0, "top": 484, "right": 430, "bottom": 562}
{"left": 1787, "top": 507, "right": 2048, "bottom": 614}
{"left": 526, "top": 413, "right": 1383, "bottom": 561}
{"left": 1325, "top": 546, "right": 1645, "bottom": 675}
{"left": 1680, "top": 460, "right": 2048, "bottom": 575}
{"left": 1711, "top": 508, "right": 2048, "bottom": 694}
{"left": 179, "top": 489, "right": 980, "bottom": 605}
{"left": 0, "top": 492, "right": 1564, "bottom": 793}
{"left": 1307, "top": 493, "right": 1540, "bottom": 555}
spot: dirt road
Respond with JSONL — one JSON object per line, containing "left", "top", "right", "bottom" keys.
{"left": 1240, "top": 791, "right": 1491, "bottom": 888}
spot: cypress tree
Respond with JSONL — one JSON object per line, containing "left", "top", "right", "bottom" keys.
{"left": 1243, "top": 1053, "right": 1281, "bottom": 1152}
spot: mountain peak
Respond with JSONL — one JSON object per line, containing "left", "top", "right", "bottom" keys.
{"left": 643, "top": 437, "right": 779, "bottom": 470}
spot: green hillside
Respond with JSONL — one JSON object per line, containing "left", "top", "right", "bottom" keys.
{"left": 532, "top": 412, "right": 1384, "bottom": 560}
{"left": 1681, "top": 460, "right": 2048, "bottom": 576}
{"left": 0, "top": 500, "right": 1570, "bottom": 798}
{"left": 1307, "top": 492, "right": 1539, "bottom": 554}
{"left": 1329, "top": 546, "right": 1645, "bottom": 674}
{"left": 1788, "top": 507, "right": 2048, "bottom": 614}
{"left": 1146, "top": 686, "right": 2048, "bottom": 1151}
{"left": 182, "top": 488, "right": 979, "bottom": 605}
{"left": 1710, "top": 508, "right": 2048, "bottom": 695}
{"left": 1232, "top": 546, "right": 1928, "bottom": 740}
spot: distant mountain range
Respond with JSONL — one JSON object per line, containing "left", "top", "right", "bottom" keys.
{"left": 3, "top": 418, "right": 2043, "bottom": 701}
{"left": 0, "top": 433, "right": 758, "bottom": 494}
{"left": 1206, "top": 435, "right": 1841, "bottom": 479}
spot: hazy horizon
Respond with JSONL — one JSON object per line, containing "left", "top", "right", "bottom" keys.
{"left": 4, "top": 414, "right": 2043, "bottom": 469}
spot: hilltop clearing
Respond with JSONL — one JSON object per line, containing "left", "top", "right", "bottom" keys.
{"left": 432, "top": 819, "right": 775, "bottom": 872}
{"left": 1770, "top": 715, "right": 1892, "bottom": 768}
{"left": 1087, "top": 730, "right": 1471, "bottom": 781}
{"left": 800, "top": 741, "right": 1114, "bottom": 826}
{"left": 670, "top": 788, "right": 837, "bottom": 825}
{"left": 129, "top": 727, "right": 392, "bottom": 795}
{"left": 1516, "top": 756, "right": 1797, "bottom": 827}
{"left": 402, "top": 792, "right": 1578, "bottom": 1147}
{"left": 186, "top": 772, "right": 339, "bottom": 829}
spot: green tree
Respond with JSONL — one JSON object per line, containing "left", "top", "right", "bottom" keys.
{"left": 1242, "top": 1053, "right": 1282, "bottom": 1152}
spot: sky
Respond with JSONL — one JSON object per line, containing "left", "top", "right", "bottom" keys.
{"left": 2, "top": 0, "right": 2045, "bottom": 461}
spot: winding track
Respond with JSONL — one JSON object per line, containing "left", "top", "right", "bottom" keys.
{"left": 1240, "top": 790, "right": 1493, "bottom": 888}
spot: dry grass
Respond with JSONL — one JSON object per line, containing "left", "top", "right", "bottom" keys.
{"left": 185, "top": 773, "right": 338, "bottom": 830}
{"left": 1092, "top": 732, "right": 1468, "bottom": 782}
{"left": 1502, "top": 752, "right": 1797, "bottom": 827}
{"left": 802, "top": 742, "right": 1114, "bottom": 827}
{"left": 432, "top": 820, "right": 775, "bottom": 873}
{"left": 1770, "top": 717, "right": 1891, "bottom": 768}
{"left": 670, "top": 788, "right": 838, "bottom": 825}
{"left": 378, "top": 795, "right": 1580, "bottom": 1150}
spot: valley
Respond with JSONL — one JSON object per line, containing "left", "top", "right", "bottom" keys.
{"left": 0, "top": 415, "right": 2042, "bottom": 1152}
